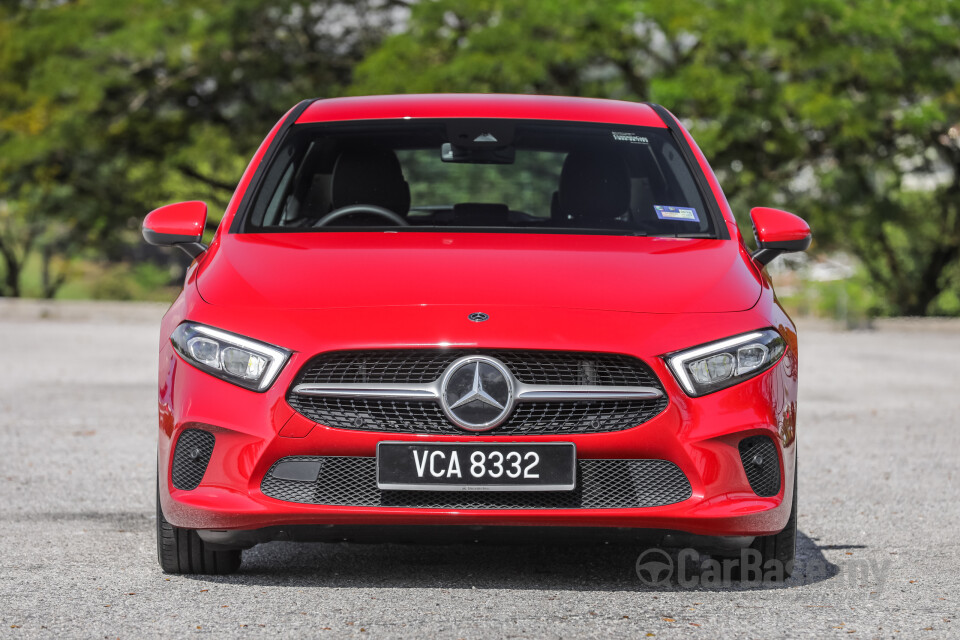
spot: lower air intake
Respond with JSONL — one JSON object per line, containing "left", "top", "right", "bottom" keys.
{"left": 260, "top": 456, "right": 691, "bottom": 509}
{"left": 738, "top": 435, "right": 781, "bottom": 497}
{"left": 171, "top": 429, "right": 215, "bottom": 491}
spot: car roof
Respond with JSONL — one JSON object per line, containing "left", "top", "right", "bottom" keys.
{"left": 295, "top": 94, "right": 668, "bottom": 128}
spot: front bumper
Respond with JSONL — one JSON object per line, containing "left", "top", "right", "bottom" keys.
{"left": 157, "top": 333, "right": 798, "bottom": 540}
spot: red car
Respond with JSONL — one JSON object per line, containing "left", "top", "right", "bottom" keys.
{"left": 144, "top": 94, "right": 810, "bottom": 577}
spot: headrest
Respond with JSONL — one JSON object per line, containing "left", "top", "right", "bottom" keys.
{"left": 557, "top": 150, "right": 630, "bottom": 224}
{"left": 331, "top": 148, "right": 410, "bottom": 216}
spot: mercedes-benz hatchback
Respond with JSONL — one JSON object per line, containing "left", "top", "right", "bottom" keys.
{"left": 144, "top": 94, "right": 811, "bottom": 576}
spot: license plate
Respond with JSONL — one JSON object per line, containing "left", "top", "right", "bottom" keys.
{"left": 376, "top": 442, "right": 576, "bottom": 491}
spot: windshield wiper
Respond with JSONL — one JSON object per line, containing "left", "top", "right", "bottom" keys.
{"left": 661, "top": 232, "right": 715, "bottom": 238}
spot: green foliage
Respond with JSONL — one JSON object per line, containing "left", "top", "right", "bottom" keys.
{"left": 87, "top": 262, "right": 179, "bottom": 302}
{"left": 776, "top": 268, "right": 889, "bottom": 328}
{"left": 355, "top": 0, "right": 960, "bottom": 316}
{"left": 12, "top": 252, "right": 178, "bottom": 301}
{"left": 0, "top": 0, "right": 403, "bottom": 296}
{"left": 2, "top": 0, "right": 959, "bottom": 315}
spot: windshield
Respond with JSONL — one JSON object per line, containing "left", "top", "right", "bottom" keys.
{"left": 241, "top": 119, "right": 716, "bottom": 237}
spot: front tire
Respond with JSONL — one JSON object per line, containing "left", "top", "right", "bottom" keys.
{"left": 156, "top": 485, "right": 241, "bottom": 575}
{"left": 748, "top": 460, "right": 797, "bottom": 581}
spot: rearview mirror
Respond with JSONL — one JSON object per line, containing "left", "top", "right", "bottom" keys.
{"left": 142, "top": 201, "right": 208, "bottom": 259}
{"left": 750, "top": 207, "right": 811, "bottom": 266}
{"left": 440, "top": 142, "right": 516, "bottom": 164}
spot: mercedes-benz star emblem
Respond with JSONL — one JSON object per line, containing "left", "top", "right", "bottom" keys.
{"left": 468, "top": 312, "right": 489, "bottom": 322}
{"left": 439, "top": 356, "right": 513, "bottom": 431}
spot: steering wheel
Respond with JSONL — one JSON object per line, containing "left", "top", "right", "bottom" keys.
{"left": 314, "top": 204, "right": 409, "bottom": 227}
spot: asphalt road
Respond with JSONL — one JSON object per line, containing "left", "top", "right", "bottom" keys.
{"left": 0, "top": 301, "right": 957, "bottom": 638}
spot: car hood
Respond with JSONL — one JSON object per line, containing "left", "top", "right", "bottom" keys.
{"left": 197, "top": 232, "right": 761, "bottom": 314}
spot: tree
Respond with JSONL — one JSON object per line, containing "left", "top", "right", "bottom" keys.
{"left": 0, "top": 0, "right": 407, "bottom": 297}
{"left": 352, "top": 0, "right": 960, "bottom": 315}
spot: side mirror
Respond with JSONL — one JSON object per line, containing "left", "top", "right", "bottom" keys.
{"left": 750, "top": 207, "right": 811, "bottom": 266}
{"left": 142, "top": 201, "right": 208, "bottom": 259}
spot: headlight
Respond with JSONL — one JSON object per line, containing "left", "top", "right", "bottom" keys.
{"left": 665, "top": 329, "right": 786, "bottom": 397}
{"left": 170, "top": 322, "right": 291, "bottom": 392}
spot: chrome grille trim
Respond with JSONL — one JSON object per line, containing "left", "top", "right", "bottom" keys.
{"left": 292, "top": 381, "right": 663, "bottom": 402}
{"left": 293, "top": 383, "right": 441, "bottom": 400}
{"left": 288, "top": 349, "right": 669, "bottom": 435}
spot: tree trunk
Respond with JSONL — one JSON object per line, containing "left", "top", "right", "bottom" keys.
{"left": 0, "top": 251, "right": 22, "bottom": 297}
{"left": 901, "top": 244, "right": 960, "bottom": 316}
{"left": 40, "top": 246, "right": 68, "bottom": 299}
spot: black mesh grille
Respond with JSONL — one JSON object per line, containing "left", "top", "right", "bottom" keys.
{"left": 287, "top": 396, "right": 667, "bottom": 435}
{"left": 295, "top": 349, "right": 661, "bottom": 386}
{"left": 260, "top": 456, "right": 691, "bottom": 509}
{"left": 738, "top": 436, "right": 781, "bottom": 497}
{"left": 171, "top": 429, "right": 215, "bottom": 490}
{"left": 288, "top": 350, "right": 668, "bottom": 435}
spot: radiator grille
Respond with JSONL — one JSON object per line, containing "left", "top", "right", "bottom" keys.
{"left": 288, "top": 350, "right": 668, "bottom": 435}
{"left": 260, "top": 456, "right": 691, "bottom": 509}
{"left": 295, "top": 349, "right": 661, "bottom": 386}
{"left": 287, "top": 396, "right": 666, "bottom": 435}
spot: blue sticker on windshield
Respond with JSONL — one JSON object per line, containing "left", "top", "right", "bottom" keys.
{"left": 654, "top": 205, "right": 700, "bottom": 222}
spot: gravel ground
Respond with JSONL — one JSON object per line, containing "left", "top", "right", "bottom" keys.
{"left": 0, "top": 301, "right": 956, "bottom": 638}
